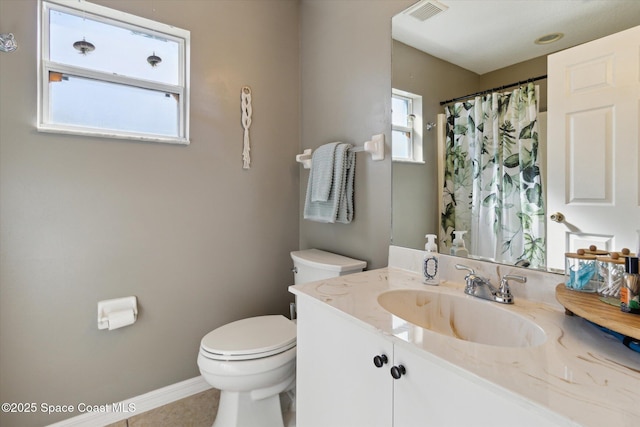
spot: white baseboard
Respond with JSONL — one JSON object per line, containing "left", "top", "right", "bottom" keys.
{"left": 46, "top": 376, "right": 213, "bottom": 427}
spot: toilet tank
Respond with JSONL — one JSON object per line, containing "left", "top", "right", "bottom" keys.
{"left": 290, "top": 249, "right": 367, "bottom": 285}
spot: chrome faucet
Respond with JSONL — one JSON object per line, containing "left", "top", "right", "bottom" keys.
{"left": 455, "top": 264, "right": 526, "bottom": 304}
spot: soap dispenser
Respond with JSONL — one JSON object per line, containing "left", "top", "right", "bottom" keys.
{"left": 423, "top": 234, "right": 440, "bottom": 285}
{"left": 450, "top": 230, "right": 469, "bottom": 257}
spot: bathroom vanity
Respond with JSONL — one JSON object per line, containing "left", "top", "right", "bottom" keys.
{"left": 289, "top": 248, "right": 640, "bottom": 427}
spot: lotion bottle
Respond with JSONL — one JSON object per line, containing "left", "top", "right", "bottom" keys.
{"left": 450, "top": 230, "right": 469, "bottom": 257}
{"left": 423, "top": 234, "right": 440, "bottom": 285}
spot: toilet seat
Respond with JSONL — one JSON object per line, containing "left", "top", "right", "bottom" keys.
{"left": 200, "top": 315, "right": 296, "bottom": 361}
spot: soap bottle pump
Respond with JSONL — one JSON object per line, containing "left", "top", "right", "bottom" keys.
{"left": 450, "top": 230, "right": 469, "bottom": 257}
{"left": 423, "top": 234, "right": 439, "bottom": 285}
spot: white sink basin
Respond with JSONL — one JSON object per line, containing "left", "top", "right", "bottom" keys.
{"left": 377, "top": 289, "right": 546, "bottom": 348}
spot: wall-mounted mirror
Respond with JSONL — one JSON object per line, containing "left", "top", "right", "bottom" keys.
{"left": 391, "top": 0, "right": 640, "bottom": 272}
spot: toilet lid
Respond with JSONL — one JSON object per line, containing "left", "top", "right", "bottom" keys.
{"left": 200, "top": 315, "right": 296, "bottom": 361}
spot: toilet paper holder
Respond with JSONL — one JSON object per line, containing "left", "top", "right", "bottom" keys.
{"left": 98, "top": 296, "right": 138, "bottom": 330}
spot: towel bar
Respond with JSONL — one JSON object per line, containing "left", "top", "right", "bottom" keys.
{"left": 296, "top": 133, "right": 385, "bottom": 169}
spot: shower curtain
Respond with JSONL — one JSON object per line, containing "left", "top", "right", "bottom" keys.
{"left": 441, "top": 83, "right": 545, "bottom": 268}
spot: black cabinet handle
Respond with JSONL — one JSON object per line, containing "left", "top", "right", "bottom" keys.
{"left": 373, "top": 354, "right": 388, "bottom": 368}
{"left": 390, "top": 365, "right": 406, "bottom": 379}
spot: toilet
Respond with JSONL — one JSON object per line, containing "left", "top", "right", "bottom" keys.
{"left": 198, "top": 249, "right": 367, "bottom": 427}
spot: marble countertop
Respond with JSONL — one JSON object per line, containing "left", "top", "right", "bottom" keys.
{"left": 289, "top": 266, "right": 640, "bottom": 427}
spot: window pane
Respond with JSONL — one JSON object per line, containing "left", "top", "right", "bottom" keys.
{"left": 49, "top": 8, "right": 180, "bottom": 85}
{"left": 49, "top": 74, "right": 179, "bottom": 137}
{"left": 392, "top": 96, "right": 409, "bottom": 127}
{"left": 392, "top": 130, "right": 412, "bottom": 159}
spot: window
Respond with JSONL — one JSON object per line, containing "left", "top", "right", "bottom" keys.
{"left": 391, "top": 89, "right": 423, "bottom": 163}
{"left": 38, "top": 0, "right": 190, "bottom": 144}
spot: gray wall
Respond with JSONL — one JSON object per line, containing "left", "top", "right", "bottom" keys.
{"left": 0, "top": 1, "right": 300, "bottom": 426}
{"left": 299, "top": 0, "right": 414, "bottom": 269}
{"left": 480, "top": 55, "right": 548, "bottom": 111}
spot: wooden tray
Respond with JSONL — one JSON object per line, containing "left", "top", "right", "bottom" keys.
{"left": 555, "top": 284, "right": 640, "bottom": 341}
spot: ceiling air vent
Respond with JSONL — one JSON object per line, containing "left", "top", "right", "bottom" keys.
{"left": 405, "top": 0, "right": 449, "bottom": 21}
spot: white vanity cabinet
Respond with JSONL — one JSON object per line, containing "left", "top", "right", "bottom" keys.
{"left": 296, "top": 294, "right": 568, "bottom": 427}
{"left": 392, "top": 344, "right": 563, "bottom": 427}
{"left": 295, "top": 296, "right": 393, "bottom": 427}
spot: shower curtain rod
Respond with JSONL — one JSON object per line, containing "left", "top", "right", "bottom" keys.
{"left": 439, "top": 74, "right": 547, "bottom": 106}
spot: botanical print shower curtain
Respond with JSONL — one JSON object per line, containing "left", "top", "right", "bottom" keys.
{"left": 441, "top": 83, "right": 545, "bottom": 268}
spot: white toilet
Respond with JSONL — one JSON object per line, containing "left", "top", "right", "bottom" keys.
{"left": 197, "top": 249, "right": 366, "bottom": 427}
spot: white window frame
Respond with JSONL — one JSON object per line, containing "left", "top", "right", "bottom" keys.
{"left": 392, "top": 89, "right": 424, "bottom": 164}
{"left": 37, "top": 0, "right": 191, "bottom": 145}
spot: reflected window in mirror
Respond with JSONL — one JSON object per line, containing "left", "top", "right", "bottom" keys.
{"left": 392, "top": 89, "right": 423, "bottom": 163}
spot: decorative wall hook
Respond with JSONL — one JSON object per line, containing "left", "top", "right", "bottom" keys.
{"left": 0, "top": 33, "right": 18, "bottom": 52}
{"left": 241, "top": 86, "right": 253, "bottom": 169}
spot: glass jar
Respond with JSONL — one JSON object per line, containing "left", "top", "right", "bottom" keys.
{"left": 596, "top": 256, "right": 625, "bottom": 298}
{"left": 565, "top": 252, "right": 599, "bottom": 292}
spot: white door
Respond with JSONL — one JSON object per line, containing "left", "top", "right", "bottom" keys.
{"left": 546, "top": 25, "right": 640, "bottom": 270}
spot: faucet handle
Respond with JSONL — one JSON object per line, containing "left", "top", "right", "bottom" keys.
{"left": 497, "top": 274, "right": 526, "bottom": 303}
{"left": 501, "top": 274, "right": 526, "bottom": 287}
{"left": 456, "top": 265, "right": 477, "bottom": 292}
{"left": 455, "top": 264, "right": 475, "bottom": 276}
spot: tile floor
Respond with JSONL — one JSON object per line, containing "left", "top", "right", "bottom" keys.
{"left": 104, "top": 388, "right": 219, "bottom": 427}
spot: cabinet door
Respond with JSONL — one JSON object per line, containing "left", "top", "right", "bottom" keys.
{"left": 393, "top": 345, "right": 566, "bottom": 427}
{"left": 296, "top": 297, "right": 393, "bottom": 427}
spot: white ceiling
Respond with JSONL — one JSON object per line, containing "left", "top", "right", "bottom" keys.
{"left": 392, "top": 0, "right": 640, "bottom": 75}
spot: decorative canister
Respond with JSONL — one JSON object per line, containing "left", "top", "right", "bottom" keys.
{"left": 609, "top": 248, "right": 635, "bottom": 259}
{"left": 565, "top": 251, "right": 600, "bottom": 292}
{"left": 621, "top": 257, "right": 640, "bottom": 314}
{"left": 596, "top": 255, "right": 625, "bottom": 298}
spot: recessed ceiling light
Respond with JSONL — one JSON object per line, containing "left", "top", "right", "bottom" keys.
{"left": 535, "top": 33, "right": 564, "bottom": 45}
